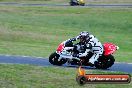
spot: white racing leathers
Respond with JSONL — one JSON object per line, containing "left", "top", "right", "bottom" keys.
{"left": 78, "top": 35, "right": 104, "bottom": 64}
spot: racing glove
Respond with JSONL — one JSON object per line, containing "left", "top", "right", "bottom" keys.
{"left": 70, "top": 35, "right": 81, "bottom": 41}
{"left": 70, "top": 38, "right": 76, "bottom": 41}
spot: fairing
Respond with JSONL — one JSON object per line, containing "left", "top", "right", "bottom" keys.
{"left": 103, "top": 43, "right": 118, "bottom": 56}
{"left": 57, "top": 42, "right": 64, "bottom": 53}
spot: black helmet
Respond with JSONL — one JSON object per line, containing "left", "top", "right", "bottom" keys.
{"left": 79, "top": 31, "right": 90, "bottom": 43}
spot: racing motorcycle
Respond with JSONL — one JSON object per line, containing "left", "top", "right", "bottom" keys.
{"left": 70, "top": 0, "right": 85, "bottom": 6}
{"left": 49, "top": 39, "right": 119, "bottom": 69}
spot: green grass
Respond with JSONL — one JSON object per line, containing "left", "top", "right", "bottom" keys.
{"left": 86, "top": 0, "right": 132, "bottom": 4}
{"left": 0, "top": 6, "right": 131, "bottom": 62}
{"left": 0, "top": 0, "right": 68, "bottom": 4}
{"left": 0, "top": 64, "right": 131, "bottom": 88}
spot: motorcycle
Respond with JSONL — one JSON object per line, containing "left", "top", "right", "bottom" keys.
{"left": 49, "top": 39, "right": 119, "bottom": 69}
{"left": 70, "top": 0, "right": 85, "bottom": 6}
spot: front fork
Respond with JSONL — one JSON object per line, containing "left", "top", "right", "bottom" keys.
{"left": 56, "top": 51, "right": 80, "bottom": 62}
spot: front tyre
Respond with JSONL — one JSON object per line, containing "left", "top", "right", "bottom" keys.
{"left": 49, "top": 52, "right": 67, "bottom": 66}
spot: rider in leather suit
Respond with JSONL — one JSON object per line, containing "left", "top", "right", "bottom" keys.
{"left": 70, "top": 31, "right": 104, "bottom": 65}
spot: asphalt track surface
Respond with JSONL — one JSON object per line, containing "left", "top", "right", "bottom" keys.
{"left": 0, "top": 55, "right": 132, "bottom": 73}
{"left": 0, "top": 2, "right": 132, "bottom": 8}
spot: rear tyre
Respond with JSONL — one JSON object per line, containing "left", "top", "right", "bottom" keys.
{"left": 95, "top": 55, "right": 115, "bottom": 69}
{"left": 49, "top": 52, "right": 67, "bottom": 66}
{"left": 105, "top": 55, "right": 115, "bottom": 68}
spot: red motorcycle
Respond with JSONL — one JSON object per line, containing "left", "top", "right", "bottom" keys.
{"left": 49, "top": 40, "right": 119, "bottom": 69}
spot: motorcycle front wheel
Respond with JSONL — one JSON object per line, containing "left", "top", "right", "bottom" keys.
{"left": 49, "top": 52, "right": 67, "bottom": 66}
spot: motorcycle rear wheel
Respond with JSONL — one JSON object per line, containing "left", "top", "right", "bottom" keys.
{"left": 95, "top": 55, "right": 115, "bottom": 69}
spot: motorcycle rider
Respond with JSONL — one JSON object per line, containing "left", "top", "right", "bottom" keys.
{"left": 70, "top": 31, "right": 104, "bottom": 66}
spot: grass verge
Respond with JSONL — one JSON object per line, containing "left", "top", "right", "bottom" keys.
{"left": 0, "top": 64, "right": 131, "bottom": 88}
{"left": 0, "top": 6, "right": 131, "bottom": 62}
